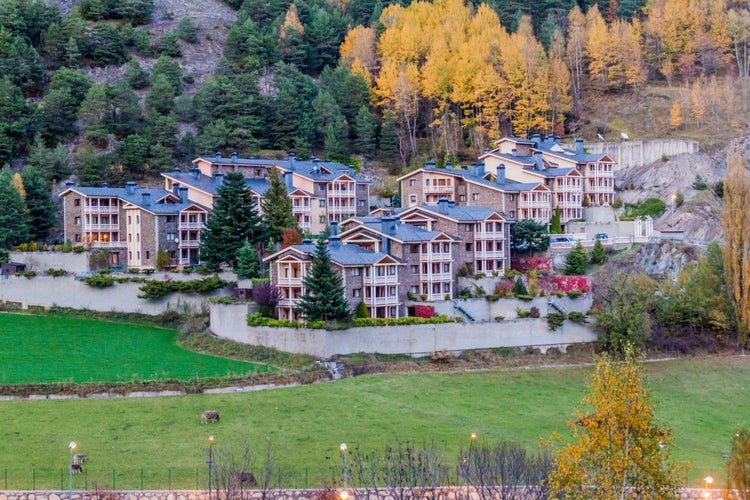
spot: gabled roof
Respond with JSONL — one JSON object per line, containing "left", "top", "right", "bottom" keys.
{"left": 265, "top": 240, "right": 401, "bottom": 266}
{"left": 162, "top": 171, "right": 223, "bottom": 196}
{"left": 340, "top": 219, "right": 458, "bottom": 244}
{"left": 60, "top": 185, "right": 180, "bottom": 208}
{"left": 398, "top": 204, "right": 506, "bottom": 222}
{"left": 535, "top": 137, "right": 615, "bottom": 163}
{"left": 399, "top": 164, "right": 545, "bottom": 193}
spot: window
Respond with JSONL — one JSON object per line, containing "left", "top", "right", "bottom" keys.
{"left": 128, "top": 251, "right": 132, "bottom": 260}
{"left": 137, "top": 251, "right": 140, "bottom": 260}
{"left": 75, "top": 234, "right": 81, "bottom": 242}
{"left": 459, "top": 194, "right": 466, "bottom": 202}
{"left": 465, "top": 243, "right": 472, "bottom": 251}
{"left": 409, "top": 194, "right": 417, "bottom": 204}
{"left": 389, "top": 265, "right": 396, "bottom": 275}
{"left": 128, "top": 233, "right": 132, "bottom": 242}
{"left": 443, "top": 283, "right": 450, "bottom": 293}
{"left": 464, "top": 224, "right": 472, "bottom": 231}
{"left": 510, "top": 210, "right": 516, "bottom": 218}
{"left": 136, "top": 233, "right": 140, "bottom": 242}
{"left": 410, "top": 265, "right": 418, "bottom": 273}
{"left": 443, "top": 243, "right": 450, "bottom": 252}
{"left": 410, "top": 244, "right": 419, "bottom": 254}
{"left": 353, "top": 288, "right": 362, "bottom": 297}
{"left": 389, "top": 286, "right": 397, "bottom": 296}
{"left": 167, "top": 232, "right": 176, "bottom": 241}
{"left": 127, "top": 216, "right": 131, "bottom": 224}
{"left": 75, "top": 216, "right": 80, "bottom": 225}
{"left": 166, "top": 215, "right": 176, "bottom": 223}
{"left": 74, "top": 198, "right": 80, "bottom": 206}
{"left": 136, "top": 215, "right": 140, "bottom": 224}
{"left": 443, "top": 263, "right": 450, "bottom": 273}
{"left": 510, "top": 194, "right": 515, "bottom": 201}
{"left": 319, "top": 215, "right": 326, "bottom": 224}
{"left": 358, "top": 200, "right": 365, "bottom": 207}
{"left": 352, "top": 267, "right": 361, "bottom": 276}
{"left": 410, "top": 285, "right": 419, "bottom": 294}
{"left": 319, "top": 199, "right": 326, "bottom": 207}
{"left": 472, "top": 193, "right": 479, "bottom": 201}
{"left": 318, "top": 183, "right": 326, "bottom": 191}
{"left": 390, "top": 307, "right": 397, "bottom": 317}
{"left": 145, "top": 251, "right": 150, "bottom": 260}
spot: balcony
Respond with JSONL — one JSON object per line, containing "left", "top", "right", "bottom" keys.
{"left": 278, "top": 297, "right": 302, "bottom": 307}
{"left": 520, "top": 200, "right": 549, "bottom": 209}
{"left": 292, "top": 205, "right": 310, "bottom": 214}
{"left": 363, "top": 274, "right": 398, "bottom": 285}
{"left": 178, "top": 222, "right": 204, "bottom": 230}
{"left": 421, "top": 272, "right": 452, "bottom": 281}
{"left": 86, "top": 223, "right": 120, "bottom": 231}
{"left": 179, "top": 240, "right": 201, "bottom": 248}
{"left": 364, "top": 296, "right": 400, "bottom": 306}
{"left": 424, "top": 185, "right": 453, "bottom": 193}
{"left": 475, "top": 250, "right": 505, "bottom": 259}
{"left": 475, "top": 231, "right": 503, "bottom": 240}
{"left": 420, "top": 252, "right": 452, "bottom": 262}
{"left": 84, "top": 205, "right": 119, "bottom": 214}
{"left": 328, "top": 205, "right": 357, "bottom": 215}
{"left": 89, "top": 240, "right": 124, "bottom": 249}
{"left": 277, "top": 276, "right": 304, "bottom": 286}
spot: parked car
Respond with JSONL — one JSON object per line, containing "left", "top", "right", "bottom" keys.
{"left": 550, "top": 236, "right": 576, "bottom": 244}
{"left": 594, "top": 233, "right": 608, "bottom": 240}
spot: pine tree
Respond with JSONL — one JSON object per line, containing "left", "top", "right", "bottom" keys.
{"left": 550, "top": 207, "right": 563, "bottom": 234}
{"left": 200, "top": 171, "right": 264, "bottom": 270}
{"left": 298, "top": 239, "right": 351, "bottom": 323}
{"left": 21, "top": 166, "right": 55, "bottom": 242}
{"left": 356, "top": 300, "right": 369, "bottom": 318}
{"left": 564, "top": 242, "right": 587, "bottom": 275}
{"left": 354, "top": 105, "right": 377, "bottom": 158}
{"left": 548, "top": 353, "right": 683, "bottom": 499}
{"left": 0, "top": 167, "right": 30, "bottom": 249}
{"left": 262, "top": 168, "right": 300, "bottom": 243}
{"left": 590, "top": 238, "right": 608, "bottom": 265}
{"left": 235, "top": 240, "right": 259, "bottom": 279}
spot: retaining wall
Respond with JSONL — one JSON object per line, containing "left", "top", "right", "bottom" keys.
{"left": 0, "top": 275, "right": 222, "bottom": 315}
{"left": 584, "top": 139, "right": 700, "bottom": 170}
{"left": 210, "top": 304, "right": 597, "bottom": 357}
{"left": 9, "top": 252, "right": 90, "bottom": 273}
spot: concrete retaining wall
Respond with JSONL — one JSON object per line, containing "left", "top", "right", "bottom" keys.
{"left": 585, "top": 139, "right": 699, "bottom": 170}
{"left": 211, "top": 304, "right": 597, "bottom": 357}
{"left": 9, "top": 252, "right": 90, "bottom": 273}
{"left": 0, "top": 275, "right": 222, "bottom": 315}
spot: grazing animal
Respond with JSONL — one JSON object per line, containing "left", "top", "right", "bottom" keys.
{"left": 201, "top": 410, "right": 220, "bottom": 424}
{"left": 232, "top": 471, "right": 257, "bottom": 487}
{"left": 73, "top": 454, "right": 86, "bottom": 465}
{"left": 71, "top": 464, "right": 83, "bottom": 474}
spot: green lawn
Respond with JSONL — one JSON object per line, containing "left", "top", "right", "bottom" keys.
{"left": 0, "top": 356, "right": 747, "bottom": 490}
{"left": 0, "top": 313, "right": 268, "bottom": 383}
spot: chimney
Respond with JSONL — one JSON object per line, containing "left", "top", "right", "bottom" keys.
{"left": 101, "top": 182, "right": 108, "bottom": 188}
{"left": 511, "top": 148, "right": 517, "bottom": 157}
{"left": 283, "top": 171, "right": 293, "bottom": 189}
{"left": 65, "top": 181, "right": 75, "bottom": 187}
{"left": 191, "top": 168, "right": 200, "bottom": 179}
{"left": 380, "top": 216, "right": 396, "bottom": 255}
{"left": 328, "top": 235, "right": 341, "bottom": 248}
{"left": 445, "top": 161, "right": 452, "bottom": 169}
{"left": 330, "top": 220, "right": 339, "bottom": 236}
{"left": 125, "top": 181, "right": 136, "bottom": 195}
{"left": 575, "top": 138, "right": 584, "bottom": 155}
{"left": 348, "top": 166, "right": 355, "bottom": 176}
{"left": 534, "top": 151, "right": 543, "bottom": 171}
{"left": 477, "top": 162, "right": 485, "bottom": 177}
{"left": 425, "top": 160, "right": 436, "bottom": 169}
{"left": 302, "top": 238, "right": 312, "bottom": 244}
{"left": 532, "top": 133, "right": 541, "bottom": 146}
{"left": 173, "top": 167, "right": 181, "bottom": 178}
{"left": 179, "top": 186, "right": 188, "bottom": 204}
{"left": 497, "top": 164, "right": 506, "bottom": 185}
{"left": 231, "top": 151, "right": 238, "bottom": 162}
{"left": 438, "top": 197, "right": 450, "bottom": 214}
{"left": 172, "top": 182, "right": 180, "bottom": 196}
{"left": 214, "top": 172, "right": 224, "bottom": 185}
{"left": 554, "top": 136, "right": 560, "bottom": 144}
{"left": 448, "top": 200, "right": 455, "bottom": 208}
{"left": 289, "top": 152, "right": 295, "bottom": 171}
{"left": 215, "top": 152, "right": 222, "bottom": 160}
{"left": 141, "top": 192, "right": 151, "bottom": 206}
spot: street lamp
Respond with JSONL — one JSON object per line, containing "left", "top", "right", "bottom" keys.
{"left": 207, "top": 436, "right": 215, "bottom": 500}
{"left": 340, "top": 443, "right": 348, "bottom": 500}
{"left": 68, "top": 441, "right": 76, "bottom": 500}
{"left": 703, "top": 475, "right": 714, "bottom": 499}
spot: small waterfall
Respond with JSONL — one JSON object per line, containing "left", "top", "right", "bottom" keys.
{"left": 317, "top": 360, "right": 346, "bottom": 380}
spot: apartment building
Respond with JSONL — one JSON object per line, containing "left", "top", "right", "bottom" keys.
{"left": 481, "top": 137, "right": 585, "bottom": 224}
{"left": 162, "top": 153, "right": 371, "bottom": 234}
{"left": 60, "top": 182, "right": 208, "bottom": 269}
{"left": 397, "top": 199, "right": 511, "bottom": 275}
{"left": 265, "top": 234, "right": 404, "bottom": 320}
{"left": 398, "top": 161, "right": 552, "bottom": 224}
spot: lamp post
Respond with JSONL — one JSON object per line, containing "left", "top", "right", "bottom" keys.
{"left": 68, "top": 441, "right": 76, "bottom": 500}
{"left": 207, "top": 436, "right": 215, "bottom": 500}
{"left": 703, "top": 475, "right": 713, "bottom": 499}
{"left": 340, "top": 443, "right": 348, "bottom": 500}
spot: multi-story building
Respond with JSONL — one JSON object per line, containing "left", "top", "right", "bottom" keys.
{"left": 339, "top": 218, "right": 458, "bottom": 302}
{"left": 398, "top": 161, "right": 551, "bottom": 224}
{"left": 265, "top": 233, "right": 404, "bottom": 320}
{"left": 60, "top": 182, "right": 208, "bottom": 269}
{"left": 396, "top": 199, "right": 511, "bottom": 275}
{"left": 481, "top": 137, "right": 585, "bottom": 224}
{"left": 162, "top": 153, "right": 371, "bottom": 234}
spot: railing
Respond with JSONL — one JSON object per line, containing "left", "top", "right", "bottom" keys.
{"left": 178, "top": 222, "right": 203, "bottom": 230}
{"left": 327, "top": 205, "right": 356, "bottom": 215}
{"left": 278, "top": 297, "right": 302, "bottom": 307}
{"left": 179, "top": 240, "right": 200, "bottom": 248}
{"left": 365, "top": 296, "right": 400, "bottom": 306}
{"left": 291, "top": 206, "right": 309, "bottom": 214}
{"left": 424, "top": 185, "right": 453, "bottom": 193}
{"left": 474, "top": 250, "right": 504, "bottom": 259}
{"left": 83, "top": 206, "right": 119, "bottom": 214}
{"left": 420, "top": 253, "right": 452, "bottom": 262}
{"left": 519, "top": 200, "right": 550, "bottom": 209}
{"left": 363, "top": 274, "right": 398, "bottom": 285}
{"left": 474, "top": 231, "right": 503, "bottom": 239}
{"left": 88, "top": 241, "right": 124, "bottom": 249}
{"left": 277, "top": 277, "right": 303, "bottom": 286}
{"left": 85, "top": 224, "right": 120, "bottom": 231}
{"left": 421, "top": 272, "right": 452, "bottom": 281}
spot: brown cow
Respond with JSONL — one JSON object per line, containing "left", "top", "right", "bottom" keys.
{"left": 201, "top": 410, "right": 220, "bottom": 424}
{"left": 73, "top": 454, "right": 86, "bottom": 465}
{"left": 232, "top": 471, "right": 257, "bottom": 487}
{"left": 71, "top": 464, "right": 83, "bottom": 474}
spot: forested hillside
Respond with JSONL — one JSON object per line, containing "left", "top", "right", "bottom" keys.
{"left": 0, "top": 0, "right": 749, "bottom": 247}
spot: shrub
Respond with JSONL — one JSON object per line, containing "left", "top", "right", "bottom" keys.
{"left": 22, "top": 270, "right": 37, "bottom": 279}
{"left": 45, "top": 268, "right": 68, "bottom": 277}
{"left": 62, "top": 240, "right": 73, "bottom": 253}
{"left": 494, "top": 315, "right": 505, "bottom": 321}
{"left": 567, "top": 311, "right": 587, "bottom": 323}
{"left": 692, "top": 175, "right": 708, "bottom": 190}
{"left": 516, "top": 307, "right": 531, "bottom": 319}
{"left": 512, "top": 277, "right": 528, "bottom": 296}
{"left": 547, "top": 312, "right": 566, "bottom": 331}
{"left": 407, "top": 291, "right": 417, "bottom": 301}
{"left": 413, "top": 305, "right": 435, "bottom": 318}
{"left": 529, "top": 306, "right": 540, "bottom": 318}
{"left": 420, "top": 293, "right": 428, "bottom": 301}
{"left": 516, "top": 294, "right": 534, "bottom": 301}
{"left": 138, "top": 275, "right": 230, "bottom": 300}
{"left": 356, "top": 300, "right": 369, "bottom": 319}
{"left": 567, "top": 289, "right": 583, "bottom": 299}
{"left": 84, "top": 274, "right": 116, "bottom": 288}
{"left": 472, "top": 273, "right": 486, "bottom": 280}
{"left": 493, "top": 279, "right": 514, "bottom": 297}
{"left": 444, "top": 293, "right": 451, "bottom": 300}
{"left": 73, "top": 245, "right": 85, "bottom": 253}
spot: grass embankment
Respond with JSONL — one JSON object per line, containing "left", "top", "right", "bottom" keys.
{"left": 0, "top": 356, "right": 747, "bottom": 490}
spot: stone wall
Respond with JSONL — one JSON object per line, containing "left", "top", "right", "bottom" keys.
{"left": 211, "top": 304, "right": 597, "bottom": 357}
{"left": 0, "top": 487, "right": 725, "bottom": 500}
{"left": 9, "top": 252, "right": 90, "bottom": 273}
{"left": 584, "top": 139, "right": 700, "bottom": 170}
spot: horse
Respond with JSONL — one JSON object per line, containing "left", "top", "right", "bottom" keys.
{"left": 201, "top": 410, "right": 220, "bottom": 424}
{"left": 231, "top": 471, "right": 257, "bottom": 487}
{"left": 71, "top": 464, "right": 83, "bottom": 474}
{"left": 73, "top": 454, "right": 86, "bottom": 465}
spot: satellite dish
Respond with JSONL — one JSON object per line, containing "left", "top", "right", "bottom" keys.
{"left": 621, "top": 132, "right": 629, "bottom": 141}
{"left": 597, "top": 133, "right": 604, "bottom": 140}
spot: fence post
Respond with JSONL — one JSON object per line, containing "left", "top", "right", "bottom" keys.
{"left": 32, "top": 467, "right": 35, "bottom": 490}
{"left": 141, "top": 467, "right": 144, "bottom": 490}
{"left": 196, "top": 466, "right": 199, "bottom": 490}
{"left": 168, "top": 467, "right": 171, "bottom": 490}
{"left": 85, "top": 469, "right": 87, "bottom": 490}
{"left": 4, "top": 467, "right": 7, "bottom": 490}
{"left": 112, "top": 469, "right": 116, "bottom": 490}
{"left": 61, "top": 469, "right": 64, "bottom": 490}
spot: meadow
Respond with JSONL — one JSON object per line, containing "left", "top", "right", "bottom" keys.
{"left": 1, "top": 352, "right": 748, "bottom": 490}
{"left": 0, "top": 313, "right": 268, "bottom": 384}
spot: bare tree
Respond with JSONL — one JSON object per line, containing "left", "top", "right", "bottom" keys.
{"left": 211, "top": 439, "right": 276, "bottom": 500}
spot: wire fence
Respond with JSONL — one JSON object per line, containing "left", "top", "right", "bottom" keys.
{"left": 0, "top": 467, "right": 327, "bottom": 492}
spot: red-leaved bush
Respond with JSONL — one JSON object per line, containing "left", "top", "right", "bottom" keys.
{"left": 551, "top": 275, "right": 590, "bottom": 293}
{"left": 413, "top": 305, "right": 436, "bottom": 318}
{"left": 511, "top": 257, "right": 552, "bottom": 272}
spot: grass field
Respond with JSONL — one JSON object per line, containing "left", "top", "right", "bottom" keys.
{"left": 0, "top": 313, "right": 269, "bottom": 384}
{"left": 0, "top": 355, "right": 748, "bottom": 490}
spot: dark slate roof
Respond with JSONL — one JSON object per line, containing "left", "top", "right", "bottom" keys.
{"left": 535, "top": 137, "right": 610, "bottom": 162}
{"left": 418, "top": 164, "right": 542, "bottom": 192}
{"left": 357, "top": 221, "right": 455, "bottom": 242}
{"left": 63, "top": 185, "right": 203, "bottom": 214}
{"left": 244, "top": 178, "right": 274, "bottom": 196}
{"left": 409, "top": 204, "right": 501, "bottom": 221}
{"left": 481, "top": 152, "right": 575, "bottom": 178}
{"left": 289, "top": 241, "right": 401, "bottom": 265}
{"left": 162, "top": 171, "right": 222, "bottom": 195}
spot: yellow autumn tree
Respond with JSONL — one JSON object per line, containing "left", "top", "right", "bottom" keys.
{"left": 339, "top": 26, "right": 377, "bottom": 84}
{"left": 547, "top": 352, "right": 685, "bottom": 499}
{"left": 689, "top": 78, "right": 707, "bottom": 126}
{"left": 720, "top": 144, "right": 750, "bottom": 349}
{"left": 11, "top": 172, "right": 25, "bottom": 199}
{"left": 669, "top": 101, "right": 683, "bottom": 130}
{"left": 585, "top": 5, "right": 615, "bottom": 84}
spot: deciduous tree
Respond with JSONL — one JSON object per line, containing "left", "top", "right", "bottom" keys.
{"left": 726, "top": 426, "right": 750, "bottom": 499}
{"left": 548, "top": 353, "right": 683, "bottom": 499}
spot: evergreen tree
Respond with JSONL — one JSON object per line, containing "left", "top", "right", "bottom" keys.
{"left": 200, "top": 171, "right": 264, "bottom": 270}
{"left": 356, "top": 300, "right": 369, "bottom": 318}
{"left": 262, "top": 168, "right": 300, "bottom": 243}
{"left": 146, "top": 73, "right": 176, "bottom": 116}
{"left": 0, "top": 167, "right": 30, "bottom": 248}
{"left": 564, "top": 241, "right": 587, "bottom": 275}
{"left": 235, "top": 240, "right": 259, "bottom": 279}
{"left": 150, "top": 55, "right": 182, "bottom": 92}
{"left": 0, "top": 77, "right": 27, "bottom": 165}
{"left": 298, "top": 238, "right": 351, "bottom": 322}
{"left": 378, "top": 109, "right": 399, "bottom": 159}
{"left": 512, "top": 218, "right": 550, "bottom": 254}
{"left": 21, "top": 165, "right": 55, "bottom": 241}
{"left": 550, "top": 207, "right": 563, "bottom": 234}
{"left": 512, "top": 276, "right": 529, "bottom": 296}
{"left": 78, "top": 83, "right": 110, "bottom": 146}
{"left": 590, "top": 238, "right": 608, "bottom": 265}
{"left": 176, "top": 17, "right": 198, "bottom": 43}
{"left": 125, "top": 60, "right": 149, "bottom": 89}
{"left": 158, "top": 30, "right": 181, "bottom": 57}
{"left": 354, "top": 105, "right": 377, "bottom": 158}
{"left": 120, "top": 133, "right": 150, "bottom": 176}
